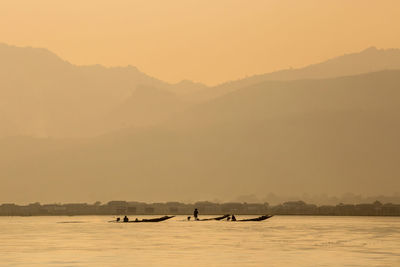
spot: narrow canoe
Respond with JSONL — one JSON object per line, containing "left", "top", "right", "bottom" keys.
{"left": 236, "top": 215, "right": 273, "bottom": 222}
{"left": 112, "top": 215, "right": 175, "bottom": 223}
{"left": 197, "top": 214, "right": 230, "bottom": 221}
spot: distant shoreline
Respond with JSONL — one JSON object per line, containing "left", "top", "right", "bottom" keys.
{"left": 1, "top": 214, "right": 400, "bottom": 217}
{"left": 1, "top": 200, "right": 399, "bottom": 217}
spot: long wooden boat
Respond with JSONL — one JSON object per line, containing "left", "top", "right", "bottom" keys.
{"left": 197, "top": 214, "right": 230, "bottom": 221}
{"left": 112, "top": 215, "right": 175, "bottom": 223}
{"left": 236, "top": 215, "right": 273, "bottom": 222}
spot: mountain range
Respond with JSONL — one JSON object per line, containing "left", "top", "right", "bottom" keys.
{"left": 0, "top": 43, "right": 400, "bottom": 203}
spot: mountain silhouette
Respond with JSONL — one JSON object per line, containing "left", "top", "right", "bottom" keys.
{"left": 1, "top": 70, "right": 399, "bottom": 202}
{"left": 190, "top": 47, "right": 400, "bottom": 102}
{"left": 0, "top": 43, "right": 199, "bottom": 137}
{"left": 1, "top": 44, "right": 400, "bottom": 138}
{"left": 100, "top": 85, "right": 189, "bottom": 131}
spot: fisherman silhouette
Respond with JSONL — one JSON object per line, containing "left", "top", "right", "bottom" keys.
{"left": 123, "top": 215, "right": 129, "bottom": 222}
{"left": 116, "top": 217, "right": 121, "bottom": 222}
{"left": 231, "top": 215, "right": 236, "bottom": 221}
{"left": 194, "top": 208, "right": 199, "bottom": 220}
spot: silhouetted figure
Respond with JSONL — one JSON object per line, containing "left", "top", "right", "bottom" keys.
{"left": 187, "top": 216, "right": 191, "bottom": 221}
{"left": 231, "top": 215, "right": 236, "bottom": 221}
{"left": 194, "top": 208, "right": 199, "bottom": 220}
{"left": 116, "top": 217, "right": 121, "bottom": 222}
{"left": 123, "top": 215, "right": 129, "bottom": 222}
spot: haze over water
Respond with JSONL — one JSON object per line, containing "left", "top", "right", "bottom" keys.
{"left": 1, "top": 216, "right": 399, "bottom": 267}
{"left": 1, "top": 1, "right": 400, "bottom": 265}
{"left": 1, "top": 1, "right": 400, "bottom": 203}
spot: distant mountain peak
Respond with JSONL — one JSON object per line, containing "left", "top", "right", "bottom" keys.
{"left": 126, "top": 65, "right": 139, "bottom": 71}
{"left": 175, "top": 79, "right": 207, "bottom": 87}
{"left": 362, "top": 46, "right": 378, "bottom": 52}
{"left": 177, "top": 79, "right": 194, "bottom": 84}
{"left": 351, "top": 46, "right": 400, "bottom": 57}
{"left": 167, "top": 79, "right": 209, "bottom": 96}
{"left": 191, "top": 46, "right": 400, "bottom": 102}
{"left": 0, "top": 42, "right": 69, "bottom": 65}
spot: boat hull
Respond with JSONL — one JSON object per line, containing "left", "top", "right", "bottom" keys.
{"left": 197, "top": 214, "right": 230, "bottom": 221}
{"left": 112, "top": 216, "right": 175, "bottom": 223}
{"left": 237, "top": 215, "right": 273, "bottom": 222}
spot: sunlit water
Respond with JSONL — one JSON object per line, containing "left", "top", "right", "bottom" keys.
{"left": 1, "top": 215, "right": 399, "bottom": 266}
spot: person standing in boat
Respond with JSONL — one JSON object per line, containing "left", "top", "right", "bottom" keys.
{"left": 194, "top": 208, "right": 199, "bottom": 220}
{"left": 123, "top": 215, "right": 129, "bottom": 222}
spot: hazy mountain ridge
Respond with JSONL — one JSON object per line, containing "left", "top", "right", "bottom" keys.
{"left": 99, "top": 85, "right": 190, "bottom": 131}
{"left": 1, "top": 70, "right": 399, "bottom": 203}
{"left": 190, "top": 47, "right": 400, "bottom": 102}
{"left": 0, "top": 43, "right": 202, "bottom": 137}
{"left": 1, "top": 44, "right": 400, "bottom": 138}
{"left": 1, "top": 44, "right": 400, "bottom": 203}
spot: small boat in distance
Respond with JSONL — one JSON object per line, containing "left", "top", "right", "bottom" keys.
{"left": 192, "top": 214, "right": 230, "bottom": 221}
{"left": 187, "top": 214, "right": 272, "bottom": 221}
{"left": 111, "top": 215, "right": 175, "bottom": 223}
{"left": 236, "top": 215, "right": 273, "bottom": 222}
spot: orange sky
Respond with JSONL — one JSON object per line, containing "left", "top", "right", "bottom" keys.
{"left": 1, "top": 0, "right": 399, "bottom": 85}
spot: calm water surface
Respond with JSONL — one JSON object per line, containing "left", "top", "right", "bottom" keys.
{"left": 1, "top": 215, "right": 399, "bottom": 266}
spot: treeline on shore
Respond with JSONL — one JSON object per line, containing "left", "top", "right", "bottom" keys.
{"left": 1, "top": 200, "right": 399, "bottom": 216}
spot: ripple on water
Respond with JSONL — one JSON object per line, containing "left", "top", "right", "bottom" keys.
{"left": 0, "top": 216, "right": 399, "bottom": 267}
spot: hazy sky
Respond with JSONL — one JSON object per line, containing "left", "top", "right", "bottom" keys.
{"left": 1, "top": 0, "right": 399, "bottom": 85}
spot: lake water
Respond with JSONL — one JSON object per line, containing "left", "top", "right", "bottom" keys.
{"left": 1, "top": 215, "right": 399, "bottom": 266}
